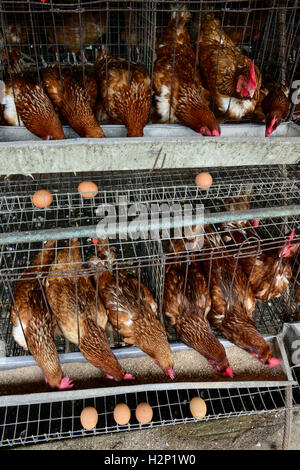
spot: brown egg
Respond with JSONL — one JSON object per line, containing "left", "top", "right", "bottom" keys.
{"left": 189, "top": 397, "right": 207, "bottom": 419}
{"left": 78, "top": 181, "right": 98, "bottom": 199}
{"left": 32, "top": 189, "right": 53, "bottom": 208}
{"left": 195, "top": 172, "right": 213, "bottom": 190}
{"left": 135, "top": 402, "right": 153, "bottom": 424}
{"left": 113, "top": 403, "right": 131, "bottom": 425}
{"left": 80, "top": 406, "right": 98, "bottom": 430}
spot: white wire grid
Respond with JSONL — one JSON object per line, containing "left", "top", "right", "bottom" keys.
{"left": 0, "top": 372, "right": 299, "bottom": 447}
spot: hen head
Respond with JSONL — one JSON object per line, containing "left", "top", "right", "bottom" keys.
{"left": 154, "top": 359, "right": 175, "bottom": 380}
{"left": 278, "top": 228, "right": 299, "bottom": 258}
{"left": 235, "top": 323, "right": 282, "bottom": 368}
{"left": 265, "top": 114, "right": 279, "bottom": 136}
{"left": 199, "top": 111, "right": 221, "bottom": 137}
{"left": 236, "top": 60, "right": 258, "bottom": 99}
{"left": 251, "top": 352, "right": 282, "bottom": 368}
{"left": 208, "top": 360, "right": 234, "bottom": 378}
{"left": 45, "top": 375, "right": 74, "bottom": 390}
{"left": 35, "top": 114, "right": 65, "bottom": 141}
{"left": 200, "top": 126, "right": 220, "bottom": 137}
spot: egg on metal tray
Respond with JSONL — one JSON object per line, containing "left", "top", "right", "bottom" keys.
{"left": 78, "top": 181, "right": 99, "bottom": 199}
{"left": 32, "top": 189, "right": 53, "bottom": 208}
{"left": 80, "top": 406, "right": 99, "bottom": 430}
{"left": 135, "top": 402, "right": 153, "bottom": 424}
{"left": 195, "top": 172, "right": 213, "bottom": 190}
{"left": 113, "top": 403, "right": 131, "bottom": 425}
{"left": 189, "top": 397, "right": 207, "bottom": 419}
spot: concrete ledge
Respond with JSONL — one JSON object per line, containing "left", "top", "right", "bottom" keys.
{"left": 0, "top": 123, "right": 300, "bottom": 175}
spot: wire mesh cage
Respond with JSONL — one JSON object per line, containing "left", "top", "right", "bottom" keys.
{"left": 0, "top": 0, "right": 299, "bottom": 138}
{"left": 1, "top": 165, "right": 300, "bottom": 446}
{"left": 0, "top": 1, "right": 156, "bottom": 68}
{"left": 0, "top": 377, "right": 299, "bottom": 447}
{"left": 0, "top": 0, "right": 300, "bottom": 451}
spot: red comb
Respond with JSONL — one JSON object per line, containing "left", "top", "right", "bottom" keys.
{"left": 123, "top": 373, "right": 135, "bottom": 380}
{"left": 253, "top": 220, "right": 259, "bottom": 227}
{"left": 250, "top": 60, "right": 256, "bottom": 81}
{"left": 266, "top": 116, "right": 277, "bottom": 136}
{"left": 58, "top": 377, "right": 74, "bottom": 390}
{"left": 92, "top": 238, "right": 99, "bottom": 245}
{"left": 212, "top": 129, "right": 220, "bottom": 136}
{"left": 166, "top": 367, "right": 175, "bottom": 380}
{"left": 286, "top": 228, "right": 296, "bottom": 245}
{"left": 279, "top": 228, "right": 295, "bottom": 257}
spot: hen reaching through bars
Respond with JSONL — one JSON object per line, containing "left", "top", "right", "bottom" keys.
{"left": 89, "top": 237, "right": 175, "bottom": 380}
{"left": 153, "top": 5, "right": 220, "bottom": 136}
{"left": 94, "top": 49, "right": 152, "bottom": 137}
{"left": 163, "top": 239, "right": 233, "bottom": 377}
{"left": 202, "top": 226, "right": 281, "bottom": 368}
{"left": 42, "top": 67, "right": 105, "bottom": 138}
{"left": 45, "top": 238, "right": 134, "bottom": 382}
{"left": 11, "top": 240, "right": 73, "bottom": 390}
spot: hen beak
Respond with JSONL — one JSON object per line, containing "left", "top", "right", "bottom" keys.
{"left": 267, "top": 357, "right": 282, "bottom": 368}
{"left": 221, "top": 366, "right": 234, "bottom": 378}
{"left": 58, "top": 377, "right": 74, "bottom": 390}
{"left": 166, "top": 367, "right": 175, "bottom": 380}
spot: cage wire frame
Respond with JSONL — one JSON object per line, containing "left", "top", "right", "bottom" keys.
{"left": 1, "top": 1, "right": 299, "bottom": 445}
{"left": 0, "top": 374, "right": 299, "bottom": 447}
{"left": 0, "top": 0, "right": 299, "bottom": 130}
{"left": 0, "top": 165, "right": 300, "bottom": 356}
{"left": 1, "top": 165, "right": 300, "bottom": 445}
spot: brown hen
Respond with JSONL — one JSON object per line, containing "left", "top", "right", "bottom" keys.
{"left": 45, "top": 238, "right": 133, "bottom": 382}
{"left": 46, "top": 11, "right": 107, "bottom": 64}
{"left": 153, "top": 7, "right": 220, "bottom": 136}
{"left": 89, "top": 238, "right": 174, "bottom": 379}
{"left": 11, "top": 240, "right": 73, "bottom": 390}
{"left": 163, "top": 253, "right": 233, "bottom": 377}
{"left": 94, "top": 50, "right": 151, "bottom": 137}
{"left": 42, "top": 67, "right": 105, "bottom": 138}
{"left": 0, "top": 75, "right": 65, "bottom": 140}
{"left": 291, "top": 256, "right": 300, "bottom": 304}
{"left": 202, "top": 227, "right": 281, "bottom": 368}
{"left": 220, "top": 195, "right": 299, "bottom": 302}
{"left": 262, "top": 83, "right": 291, "bottom": 136}
{"left": 198, "top": 13, "right": 262, "bottom": 120}
{"left": 0, "top": 13, "right": 35, "bottom": 72}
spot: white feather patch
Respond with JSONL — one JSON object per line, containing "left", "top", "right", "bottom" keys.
{"left": 12, "top": 319, "right": 28, "bottom": 350}
{"left": 218, "top": 96, "right": 254, "bottom": 119}
{"left": 156, "top": 84, "right": 177, "bottom": 123}
{"left": 1, "top": 94, "right": 24, "bottom": 126}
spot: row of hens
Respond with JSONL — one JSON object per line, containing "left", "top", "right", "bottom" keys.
{"left": 11, "top": 206, "right": 298, "bottom": 391}
{"left": 11, "top": 237, "right": 174, "bottom": 390}
{"left": 0, "top": 7, "right": 291, "bottom": 140}
{"left": 163, "top": 196, "right": 300, "bottom": 376}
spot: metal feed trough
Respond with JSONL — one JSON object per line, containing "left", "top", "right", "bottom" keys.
{"left": 0, "top": 123, "right": 300, "bottom": 175}
{"left": 0, "top": 335, "right": 296, "bottom": 407}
